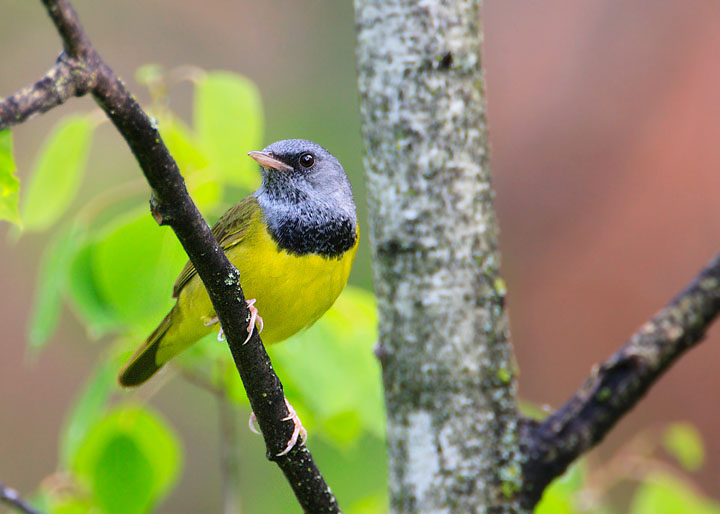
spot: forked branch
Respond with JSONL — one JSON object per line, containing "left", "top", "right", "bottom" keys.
{"left": 521, "top": 253, "right": 720, "bottom": 507}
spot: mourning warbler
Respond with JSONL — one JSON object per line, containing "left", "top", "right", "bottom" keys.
{"left": 119, "top": 139, "right": 358, "bottom": 387}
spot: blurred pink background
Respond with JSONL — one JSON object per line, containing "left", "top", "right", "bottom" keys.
{"left": 1, "top": 0, "right": 719, "bottom": 509}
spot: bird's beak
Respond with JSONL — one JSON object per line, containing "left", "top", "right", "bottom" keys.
{"left": 247, "top": 151, "right": 293, "bottom": 172}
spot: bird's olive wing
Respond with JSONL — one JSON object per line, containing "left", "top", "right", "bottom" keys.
{"left": 171, "top": 195, "right": 260, "bottom": 298}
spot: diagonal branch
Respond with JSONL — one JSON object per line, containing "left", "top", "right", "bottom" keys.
{"left": 41, "top": 0, "right": 91, "bottom": 57}
{"left": 0, "top": 481, "right": 42, "bottom": 514}
{"left": 520, "top": 253, "right": 720, "bottom": 508}
{"left": 0, "top": 1, "right": 338, "bottom": 511}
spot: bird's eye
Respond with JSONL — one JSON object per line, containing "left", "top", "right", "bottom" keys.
{"left": 299, "top": 153, "right": 315, "bottom": 168}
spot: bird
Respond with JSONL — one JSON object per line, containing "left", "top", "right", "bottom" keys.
{"left": 118, "top": 139, "right": 358, "bottom": 450}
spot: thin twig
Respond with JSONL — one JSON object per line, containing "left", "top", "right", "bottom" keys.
{"left": 520, "top": 253, "right": 720, "bottom": 508}
{"left": 0, "top": 1, "right": 339, "bottom": 511}
{"left": 0, "top": 482, "right": 42, "bottom": 514}
{"left": 179, "top": 363, "right": 245, "bottom": 512}
{"left": 177, "top": 367, "right": 225, "bottom": 396}
{"left": 181, "top": 366, "right": 244, "bottom": 513}
{"left": 218, "top": 393, "right": 244, "bottom": 514}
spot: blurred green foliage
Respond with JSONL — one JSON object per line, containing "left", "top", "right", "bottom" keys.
{"left": 0, "top": 129, "right": 20, "bottom": 225}
{"left": 630, "top": 472, "right": 720, "bottom": 514}
{"left": 71, "top": 405, "right": 181, "bottom": 514}
{"left": 21, "top": 115, "right": 93, "bottom": 231}
{"left": 27, "top": 221, "right": 85, "bottom": 351}
{"left": 4, "top": 67, "right": 716, "bottom": 513}
{"left": 193, "top": 71, "right": 263, "bottom": 189}
{"left": 536, "top": 423, "right": 719, "bottom": 514}
{"left": 663, "top": 422, "right": 705, "bottom": 472}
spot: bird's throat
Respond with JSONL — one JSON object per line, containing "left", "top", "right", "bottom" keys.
{"left": 265, "top": 208, "right": 357, "bottom": 259}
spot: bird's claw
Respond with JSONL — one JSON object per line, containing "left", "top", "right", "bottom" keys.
{"left": 203, "top": 316, "right": 226, "bottom": 341}
{"left": 243, "top": 298, "right": 264, "bottom": 344}
{"left": 248, "top": 398, "right": 307, "bottom": 456}
{"left": 202, "top": 298, "right": 263, "bottom": 344}
{"left": 277, "top": 399, "right": 307, "bottom": 456}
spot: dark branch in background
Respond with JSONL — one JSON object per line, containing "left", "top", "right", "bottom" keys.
{"left": 520, "top": 253, "right": 720, "bottom": 508}
{"left": 0, "top": 1, "right": 339, "bottom": 511}
{"left": 0, "top": 481, "right": 42, "bottom": 514}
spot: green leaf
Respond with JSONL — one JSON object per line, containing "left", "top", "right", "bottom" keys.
{"left": 188, "top": 176, "right": 224, "bottom": 210}
{"left": 270, "top": 286, "right": 385, "bottom": 444}
{"left": 72, "top": 404, "right": 182, "bottom": 514}
{"left": 194, "top": 71, "right": 263, "bottom": 189}
{"left": 173, "top": 333, "right": 248, "bottom": 404}
{"left": 518, "top": 401, "right": 549, "bottom": 421}
{"left": 535, "top": 461, "right": 587, "bottom": 514}
{"left": 158, "top": 113, "right": 223, "bottom": 209}
{"left": 67, "top": 240, "right": 120, "bottom": 338}
{"left": 135, "top": 63, "right": 164, "bottom": 86}
{"left": 323, "top": 410, "right": 363, "bottom": 446}
{"left": 630, "top": 472, "right": 720, "bottom": 514}
{"left": 22, "top": 115, "right": 94, "bottom": 231}
{"left": 535, "top": 487, "right": 574, "bottom": 514}
{"left": 663, "top": 422, "right": 705, "bottom": 472}
{"left": 96, "top": 435, "right": 155, "bottom": 514}
{"left": 0, "top": 129, "right": 21, "bottom": 225}
{"left": 550, "top": 460, "right": 586, "bottom": 496}
{"left": 158, "top": 114, "right": 208, "bottom": 175}
{"left": 59, "top": 357, "right": 117, "bottom": 467}
{"left": 27, "top": 221, "right": 85, "bottom": 352}
{"left": 92, "top": 209, "right": 187, "bottom": 331}
{"left": 348, "top": 492, "right": 388, "bottom": 514}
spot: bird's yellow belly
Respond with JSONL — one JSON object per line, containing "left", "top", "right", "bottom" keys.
{"left": 166, "top": 224, "right": 357, "bottom": 359}
{"left": 231, "top": 232, "right": 356, "bottom": 343}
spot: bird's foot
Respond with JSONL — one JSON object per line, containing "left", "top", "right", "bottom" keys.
{"left": 248, "top": 398, "right": 307, "bottom": 456}
{"left": 243, "top": 298, "right": 263, "bottom": 344}
{"left": 201, "top": 298, "right": 263, "bottom": 344}
{"left": 203, "top": 316, "right": 226, "bottom": 341}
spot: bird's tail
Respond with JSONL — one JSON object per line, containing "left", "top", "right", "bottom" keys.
{"left": 118, "top": 307, "right": 175, "bottom": 387}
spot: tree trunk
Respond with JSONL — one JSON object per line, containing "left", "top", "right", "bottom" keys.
{"left": 353, "top": 1, "right": 523, "bottom": 512}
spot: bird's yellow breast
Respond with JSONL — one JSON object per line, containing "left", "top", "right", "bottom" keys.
{"left": 226, "top": 219, "right": 358, "bottom": 343}
{"left": 160, "top": 213, "right": 358, "bottom": 363}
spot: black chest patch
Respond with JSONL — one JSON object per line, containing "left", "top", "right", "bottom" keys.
{"left": 267, "top": 211, "right": 357, "bottom": 259}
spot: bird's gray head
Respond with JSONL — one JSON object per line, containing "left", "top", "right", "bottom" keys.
{"left": 248, "top": 139, "right": 357, "bottom": 258}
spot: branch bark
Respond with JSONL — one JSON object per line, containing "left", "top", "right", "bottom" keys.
{"left": 0, "top": 54, "right": 92, "bottom": 126}
{"left": 520, "top": 253, "right": 720, "bottom": 508}
{"left": 354, "top": 0, "right": 522, "bottom": 511}
{"left": 0, "top": 1, "right": 338, "bottom": 511}
{"left": 0, "top": 481, "right": 41, "bottom": 514}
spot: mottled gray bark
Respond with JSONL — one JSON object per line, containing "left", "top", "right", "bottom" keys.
{"left": 354, "top": 1, "right": 522, "bottom": 512}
